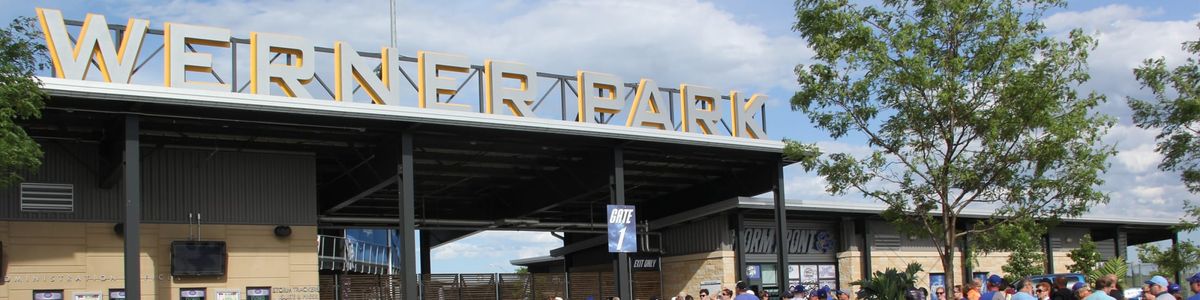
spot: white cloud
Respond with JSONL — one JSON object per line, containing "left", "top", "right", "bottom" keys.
{"left": 1115, "top": 143, "right": 1164, "bottom": 173}
{"left": 109, "top": 0, "right": 811, "bottom": 93}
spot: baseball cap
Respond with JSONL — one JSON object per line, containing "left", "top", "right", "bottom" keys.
{"left": 988, "top": 275, "right": 1003, "bottom": 285}
{"left": 1146, "top": 275, "right": 1170, "bottom": 287}
{"left": 1072, "top": 282, "right": 1088, "bottom": 292}
{"left": 792, "top": 284, "right": 807, "bottom": 293}
{"left": 1188, "top": 272, "right": 1200, "bottom": 283}
{"left": 1169, "top": 283, "right": 1182, "bottom": 293}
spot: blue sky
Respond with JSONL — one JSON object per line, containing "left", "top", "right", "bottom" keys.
{"left": 5, "top": 0, "right": 1200, "bottom": 273}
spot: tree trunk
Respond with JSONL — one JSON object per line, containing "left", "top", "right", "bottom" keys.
{"left": 943, "top": 228, "right": 958, "bottom": 297}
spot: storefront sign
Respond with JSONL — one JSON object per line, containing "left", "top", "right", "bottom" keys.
{"left": 71, "top": 292, "right": 101, "bottom": 300}
{"left": 607, "top": 205, "right": 637, "bottom": 253}
{"left": 109, "top": 289, "right": 126, "bottom": 300}
{"left": 741, "top": 228, "right": 835, "bottom": 254}
{"left": 34, "top": 8, "right": 771, "bottom": 140}
{"left": 215, "top": 290, "right": 240, "bottom": 300}
{"left": 247, "top": 287, "right": 271, "bottom": 300}
{"left": 180, "top": 288, "right": 206, "bottom": 300}
{"left": 33, "top": 290, "right": 64, "bottom": 300}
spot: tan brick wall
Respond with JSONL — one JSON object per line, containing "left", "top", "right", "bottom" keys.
{"left": 660, "top": 251, "right": 737, "bottom": 297}
{"left": 0, "top": 221, "right": 317, "bottom": 300}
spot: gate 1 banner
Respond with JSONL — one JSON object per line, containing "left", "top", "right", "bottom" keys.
{"left": 607, "top": 205, "right": 637, "bottom": 253}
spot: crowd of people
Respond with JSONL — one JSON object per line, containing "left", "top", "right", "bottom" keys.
{"left": 640, "top": 272, "right": 1200, "bottom": 300}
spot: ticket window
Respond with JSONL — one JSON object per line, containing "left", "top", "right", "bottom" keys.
{"left": 33, "top": 290, "right": 64, "bottom": 300}
{"left": 246, "top": 287, "right": 271, "bottom": 300}
{"left": 181, "top": 288, "right": 206, "bottom": 300}
{"left": 745, "top": 264, "right": 780, "bottom": 297}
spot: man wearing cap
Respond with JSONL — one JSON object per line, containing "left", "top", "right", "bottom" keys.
{"left": 1187, "top": 272, "right": 1200, "bottom": 300}
{"left": 1146, "top": 275, "right": 1177, "bottom": 300}
{"left": 1074, "top": 281, "right": 1093, "bottom": 299}
{"left": 1011, "top": 279, "right": 1038, "bottom": 300}
{"left": 735, "top": 282, "right": 760, "bottom": 300}
{"left": 980, "top": 275, "right": 1007, "bottom": 300}
{"left": 790, "top": 285, "right": 807, "bottom": 300}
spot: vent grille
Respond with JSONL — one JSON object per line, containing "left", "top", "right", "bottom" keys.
{"left": 20, "top": 183, "right": 74, "bottom": 213}
{"left": 874, "top": 234, "right": 901, "bottom": 250}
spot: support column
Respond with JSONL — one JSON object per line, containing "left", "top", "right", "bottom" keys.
{"left": 1044, "top": 234, "right": 1055, "bottom": 274}
{"left": 772, "top": 157, "right": 788, "bottom": 295}
{"left": 399, "top": 132, "right": 419, "bottom": 299}
{"left": 961, "top": 232, "right": 971, "bottom": 285}
{"left": 420, "top": 231, "right": 432, "bottom": 276}
{"left": 613, "top": 146, "right": 633, "bottom": 300}
{"left": 1173, "top": 233, "right": 1182, "bottom": 284}
{"left": 861, "top": 218, "right": 872, "bottom": 280}
{"left": 123, "top": 115, "right": 141, "bottom": 300}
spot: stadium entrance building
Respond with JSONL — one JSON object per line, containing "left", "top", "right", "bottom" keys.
{"left": 0, "top": 8, "right": 789, "bottom": 300}
{"left": 0, "top": 7, "right": 1181, "bottom": 300}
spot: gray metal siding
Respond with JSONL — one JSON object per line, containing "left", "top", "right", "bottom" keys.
{"left": 0, "top": 142, "right": 124, "bottom": 221}
{"left": 661, "top": 213, "right": 730, "bottom": 256}
{"left": 0, "top": 141, "right": 317, "bottom": 225}
{"left": 142, "top": 148, "right": 317, "bottom": 225}
{"left": 1049, "top": 227, "right": 1089, "bottom": 251}
{"left": 869, "top": 220, "right": 938, "bottom": 251}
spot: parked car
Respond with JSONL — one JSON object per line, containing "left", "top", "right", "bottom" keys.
{"left": 1024, "top": 273, "right": 1086, "bottom": 288}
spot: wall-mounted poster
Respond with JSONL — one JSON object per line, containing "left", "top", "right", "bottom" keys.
{"left": 33, "top": 290, "right": 64, "bottom": 300}
{"left": 747, "top": 264, "right": 761, "bottom": 280}
{"left": 71, "top": 292, "right": 101, "bottom": 300}
{"left": 930, "top": 273, "right": 946, "bottom": 293}
{"left": 800, "top": 265, "right": 819, "bottom": 283}
{"left": 180, "top": 288, "right": 206, "bottom": 300}
{"left": 215, "top": 290, "right": 240, "bottom": 300}
{"left": 818, "top": 265, "right": 837, "bottom": 278}
{"left": 788, "top": 265, "right": 800, "bottom": 280}
{"left": 246, "top": 287, "right": 271, "bottom": 300}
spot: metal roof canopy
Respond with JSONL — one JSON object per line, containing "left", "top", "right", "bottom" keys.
{"left": 31, "top": 83, "right": 785, "bottom": 248}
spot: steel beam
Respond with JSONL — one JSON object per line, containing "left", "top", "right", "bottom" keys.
{"left": 123, "top": 114, "right": 141, "bottom": 299}
{"left": 613, "top": 145, "right": 633, "bottom": 300}
{"left": 398, "top": 131, "right": 418, "bottom": 299}
{"left": 772, "top": 157, "right": 788, "bottom": 296}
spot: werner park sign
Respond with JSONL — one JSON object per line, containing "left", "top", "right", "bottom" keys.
{"left": 34, "top": 8, "right": 771, "bottom": 140}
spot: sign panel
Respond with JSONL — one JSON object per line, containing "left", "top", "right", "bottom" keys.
{"left": 215, "top": 290, "right": 240, "bottom": 300}
{"left": 741, "top": 227, "right": 836, "bottom": 254}
{"left": 109, "top": 289, "right": 126, "bottom": 300}
{"left": 33, "top": 291, "right": 63, "bottom": 300}
{"left": 180, "top": 288, "right": 206, "bottom": 300}
{"left": 606, "top": 205, "right": 637, "bottom": 253}
{"left": 71, "top": 292, "right": 101, "bottom": 300}
{"left": 246, "top": 287, "right": 271, "bottom": 300}
{"left": 31, "top": 8, "right": 775, "bottom": 142}
{"left": 631, "top": 257, "right": 659, "bottom": 271}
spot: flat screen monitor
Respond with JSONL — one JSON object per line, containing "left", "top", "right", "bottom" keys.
{"left": 171, "top": 241, "right": 227, "bottom": 276}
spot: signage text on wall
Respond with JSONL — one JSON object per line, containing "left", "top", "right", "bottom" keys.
{"left": 741, "top": 228, "right": 835, "bottom": 255}
{"left": 34, "top": 8, "right": 770, "bottom": 140}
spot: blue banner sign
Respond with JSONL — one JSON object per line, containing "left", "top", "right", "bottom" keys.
{"left": 607, "top": 205, "right": 637, "bottom": 253}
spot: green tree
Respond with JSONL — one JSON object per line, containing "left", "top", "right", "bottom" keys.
{"left": 1067, "top": 234, "right": 1103, "bottom": 275}
{"left": 972, "top": 220, "right": 1046, "bottom": 282}
{"left": 1088, "top": 257, "right": 1127, "bottom": 285}
{"left": 789, "top": 0, "right": 1114, "bottom": 290}
{"left": 1136, "top": 243, "right": 1200, "bottom": 278}
{"left": 0, "top": 16, "right": 47, "bottom": 187}
{"left": 1127, "top": 22, "right": 1200, "bottom": 204}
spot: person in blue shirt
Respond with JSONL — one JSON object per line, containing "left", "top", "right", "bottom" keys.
{"left": 734, "top": 281, "right": 760, "bottom": 300}
{"left": 1186, "top": 272, "right": 1200, "bottom": 300}
{"left": 980, "top": 275, "right": 1006, "bottom": 300}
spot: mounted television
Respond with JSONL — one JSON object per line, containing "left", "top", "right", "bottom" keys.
{"left": 171, "top": 241, "right": 226, "bottom": 276}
